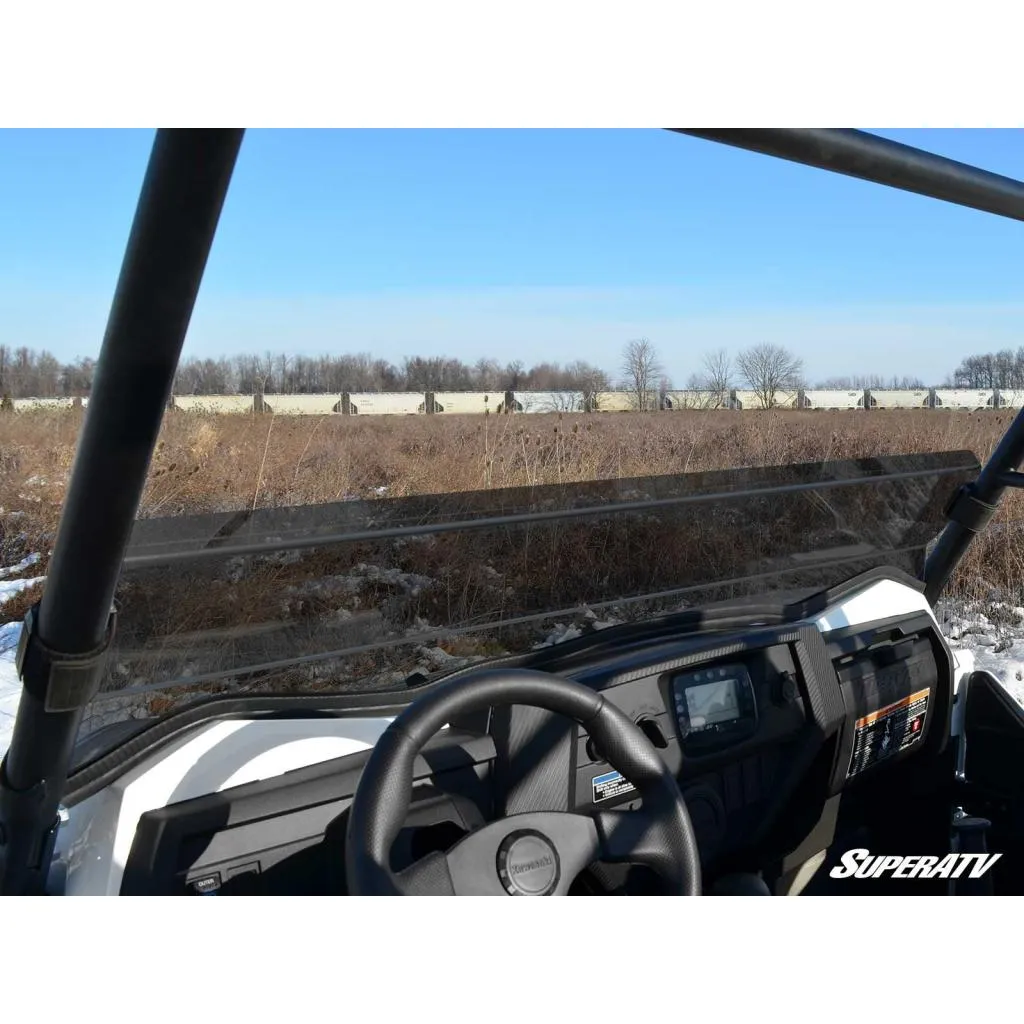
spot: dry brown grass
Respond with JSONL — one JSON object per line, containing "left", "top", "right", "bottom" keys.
{"left": 1, "top": 406, "right": 1021, "bottom": 604}
{"left": 133, "top": 407, "right": 1011, "bottom": 512}
{"left": 6, "top": 405, "right": 1023, "bottom": 727}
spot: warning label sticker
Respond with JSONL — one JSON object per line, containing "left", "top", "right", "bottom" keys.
{"left": 847, "top": 687, "right": 930, "bottom": 779}
{"left": 592, "top": 769, "right": 637, "bottom": 803}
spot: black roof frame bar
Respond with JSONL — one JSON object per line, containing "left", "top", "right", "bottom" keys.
{"left": 670, "top": 130, "right": 1024, "bottom": 604}
{"left": 1, "top": 126, "right": 1023, "bottom": 895}
{"left": 669, "top": 129, "right": 1024, "bottom": 222}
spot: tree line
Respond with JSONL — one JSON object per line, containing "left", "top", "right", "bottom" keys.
{"left": 0, "top": 346, "right": 97, "bottom": 400}
{"left": 948, "top": 349, "right": 1024, "bottom": 390}
{"left": 0, "top": 338, "right": 1006, "bottom": 404}
{"left": 0, "top": 344, "right": 612, "bottom": 401}
{"left": 682, "top": 346, "right": 924, "bottom": 401}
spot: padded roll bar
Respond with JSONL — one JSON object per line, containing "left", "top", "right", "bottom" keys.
{"left": 0, "top": 130, "right": 244, "bottom": 895}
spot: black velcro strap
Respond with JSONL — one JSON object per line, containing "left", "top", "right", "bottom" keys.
{"left": 944, "top": 485, "right": 999, "bottom": 535}
{"left": 15, "top": 603, "right": 117, "bottom": 713}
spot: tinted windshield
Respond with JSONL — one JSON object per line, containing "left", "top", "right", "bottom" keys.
{"left": 72, "top": 445, "right": 976, "bottom": 744}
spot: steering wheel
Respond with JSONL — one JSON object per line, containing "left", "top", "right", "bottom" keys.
{"left": 345, "top": 668, "right": 702, "bottom": 895}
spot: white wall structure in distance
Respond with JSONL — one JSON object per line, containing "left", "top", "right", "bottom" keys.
{"left": 515, "top": 391, "right": 586, "bottom": 413}
{"left": 347, "top": 392, "right": 425, "bottom": 415}
{"left": 261, "top": 394, "right": 341, "bottom": 415}
{"left": 173, "top": 395, "right": 255, "bottom": 414}
{"left": 662, "top": 390, "right": 728, "bottom": 410}
{"left": 593, "top": 391, "right": 656, "bottom": 412}
{"left": 932, "top": 389, "right": 995, "bottom": 410}
{"left": 11, "top": 387, "right": 1017, "bottom": 419}
{"left": 733, "top": 389, "right": 799, "bottom": 410}
{"left": 999, "top": 390, "right": 1024, "bottom": 409}
{"left": 868, "top": 389, "right": 931, "bottom": 410}
{"left": 13, "top": 398, "right": 77, "bottom": 411}
{"left": 800, "top": 390, "right": 864, "bottom": 410}
{"left": 432, "top": 392, "right": 507, "bottom": 415}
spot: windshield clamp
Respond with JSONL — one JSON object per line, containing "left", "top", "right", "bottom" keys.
{"left": 15, "top": 602, "right": 118, "bottom": 713}
{"left": 995, "top": 470, "right": 1024, "bottom": 489}
{"left": 943, "top": 484, "right": 999, "bottom": 536}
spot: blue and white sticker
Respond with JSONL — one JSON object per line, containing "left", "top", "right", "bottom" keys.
{"left": 592, "top": 769, "right": 637, "bottom": 803}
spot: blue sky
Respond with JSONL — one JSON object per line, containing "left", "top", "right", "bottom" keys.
{"left": 0, "top": 129, "right": 1021, "bottom": 385}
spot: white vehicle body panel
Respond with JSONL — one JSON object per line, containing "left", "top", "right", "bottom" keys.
{"left": 56, "top": 717, "right": 398, "bottom": 896}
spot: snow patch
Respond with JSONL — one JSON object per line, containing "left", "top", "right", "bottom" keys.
{"left": 967, "top": 645, "right": 1024, "bottom": 707}
{"left": 0, "top": 574, "right": 45, "bottom": 607}
{"left": 417, "top": 646, "right": 479, "bottom": 671}
{"left": 283, "top": 564, "right": 435, "bottom": 605}
{"left": 534, "top": 622, "right": 584, "bottom": 649}
{"left": 938, "top": 599, "right": 1024, "bottom": 711}
{"left": 0, "top": 622, "right": 23, "bottom": 758}
{"left": 581, "top": 606, "right": 624, "bottom": 631}
{"left": 0, "top": 553, "right": 41, "bottom": 579}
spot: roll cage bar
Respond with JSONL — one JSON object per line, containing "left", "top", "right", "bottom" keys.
{"left": 1, "top": 127, "right": 1022, "bottom": 894}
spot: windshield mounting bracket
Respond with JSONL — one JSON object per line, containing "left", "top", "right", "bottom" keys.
{"left": 943, "top": 485, "right": 999, "bottom": 536}
{"left": 15, "top": 602, "right": 118, "bottom": 713}
{"left": 0, "top": 602, "right": 117, "bottom": 893}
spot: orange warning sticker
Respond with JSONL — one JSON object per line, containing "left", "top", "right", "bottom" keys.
{"left": 847, "top": 688, "right": 930, "bottom": 779}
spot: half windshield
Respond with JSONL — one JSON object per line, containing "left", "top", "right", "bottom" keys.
{"left": 75, "top": 448, "right": 977, "bottom": 745}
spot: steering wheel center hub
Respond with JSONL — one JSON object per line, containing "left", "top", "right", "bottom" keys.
{"left": 497, "top": 830, "right": 561, "bottom": 895}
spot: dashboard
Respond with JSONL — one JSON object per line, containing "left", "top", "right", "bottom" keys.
{"left": 502, "top": 614, "right": 949, "bottom": 877}
{"left": 53, "top": 572, "right": 959, "bottom": 895}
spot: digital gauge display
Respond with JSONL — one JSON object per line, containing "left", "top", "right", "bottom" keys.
{"left": 684, "top": 677, "right": 742, "bottom": 728}
{"left": 671, "top": 663, "right": 757, "bottom": 754}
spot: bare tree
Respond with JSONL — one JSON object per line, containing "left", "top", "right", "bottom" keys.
{"left": 619, "top": 337, "right": 663, "bottom": 412}
{"left": 886, "top": 374, "right": 926, "bottom": 389}
{"left": 474, "top": 358, "right": 501, "bottom": 390}
{"left": 698, "top": 349, "right": 732, "bottom": 392}
{"left": 686, "top": 349, "right": 733, "bottom": 408}
{"left": 60, "top": 357, "right": 96, "bottom": 397}
{"left": 736, "top": 343, "right": 803, "bottom": 409}
{"left": 817, "top": 374, "right": 882, "bottom": 389}
{"left": 504, "top": 360, "right": 525, "bottom": 390}
{"left": 565, "top": 360, "right": 609, "bottom": 412}
{"left": 525, "top": 390, "right": 586, "bottom": 413}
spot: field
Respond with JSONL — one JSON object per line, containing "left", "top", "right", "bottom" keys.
{"left": 3, "top": 406, "right": 1021, "bottom": 587}
{"left": 2, "top": 407, "right": 1023, "bottom": 731}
